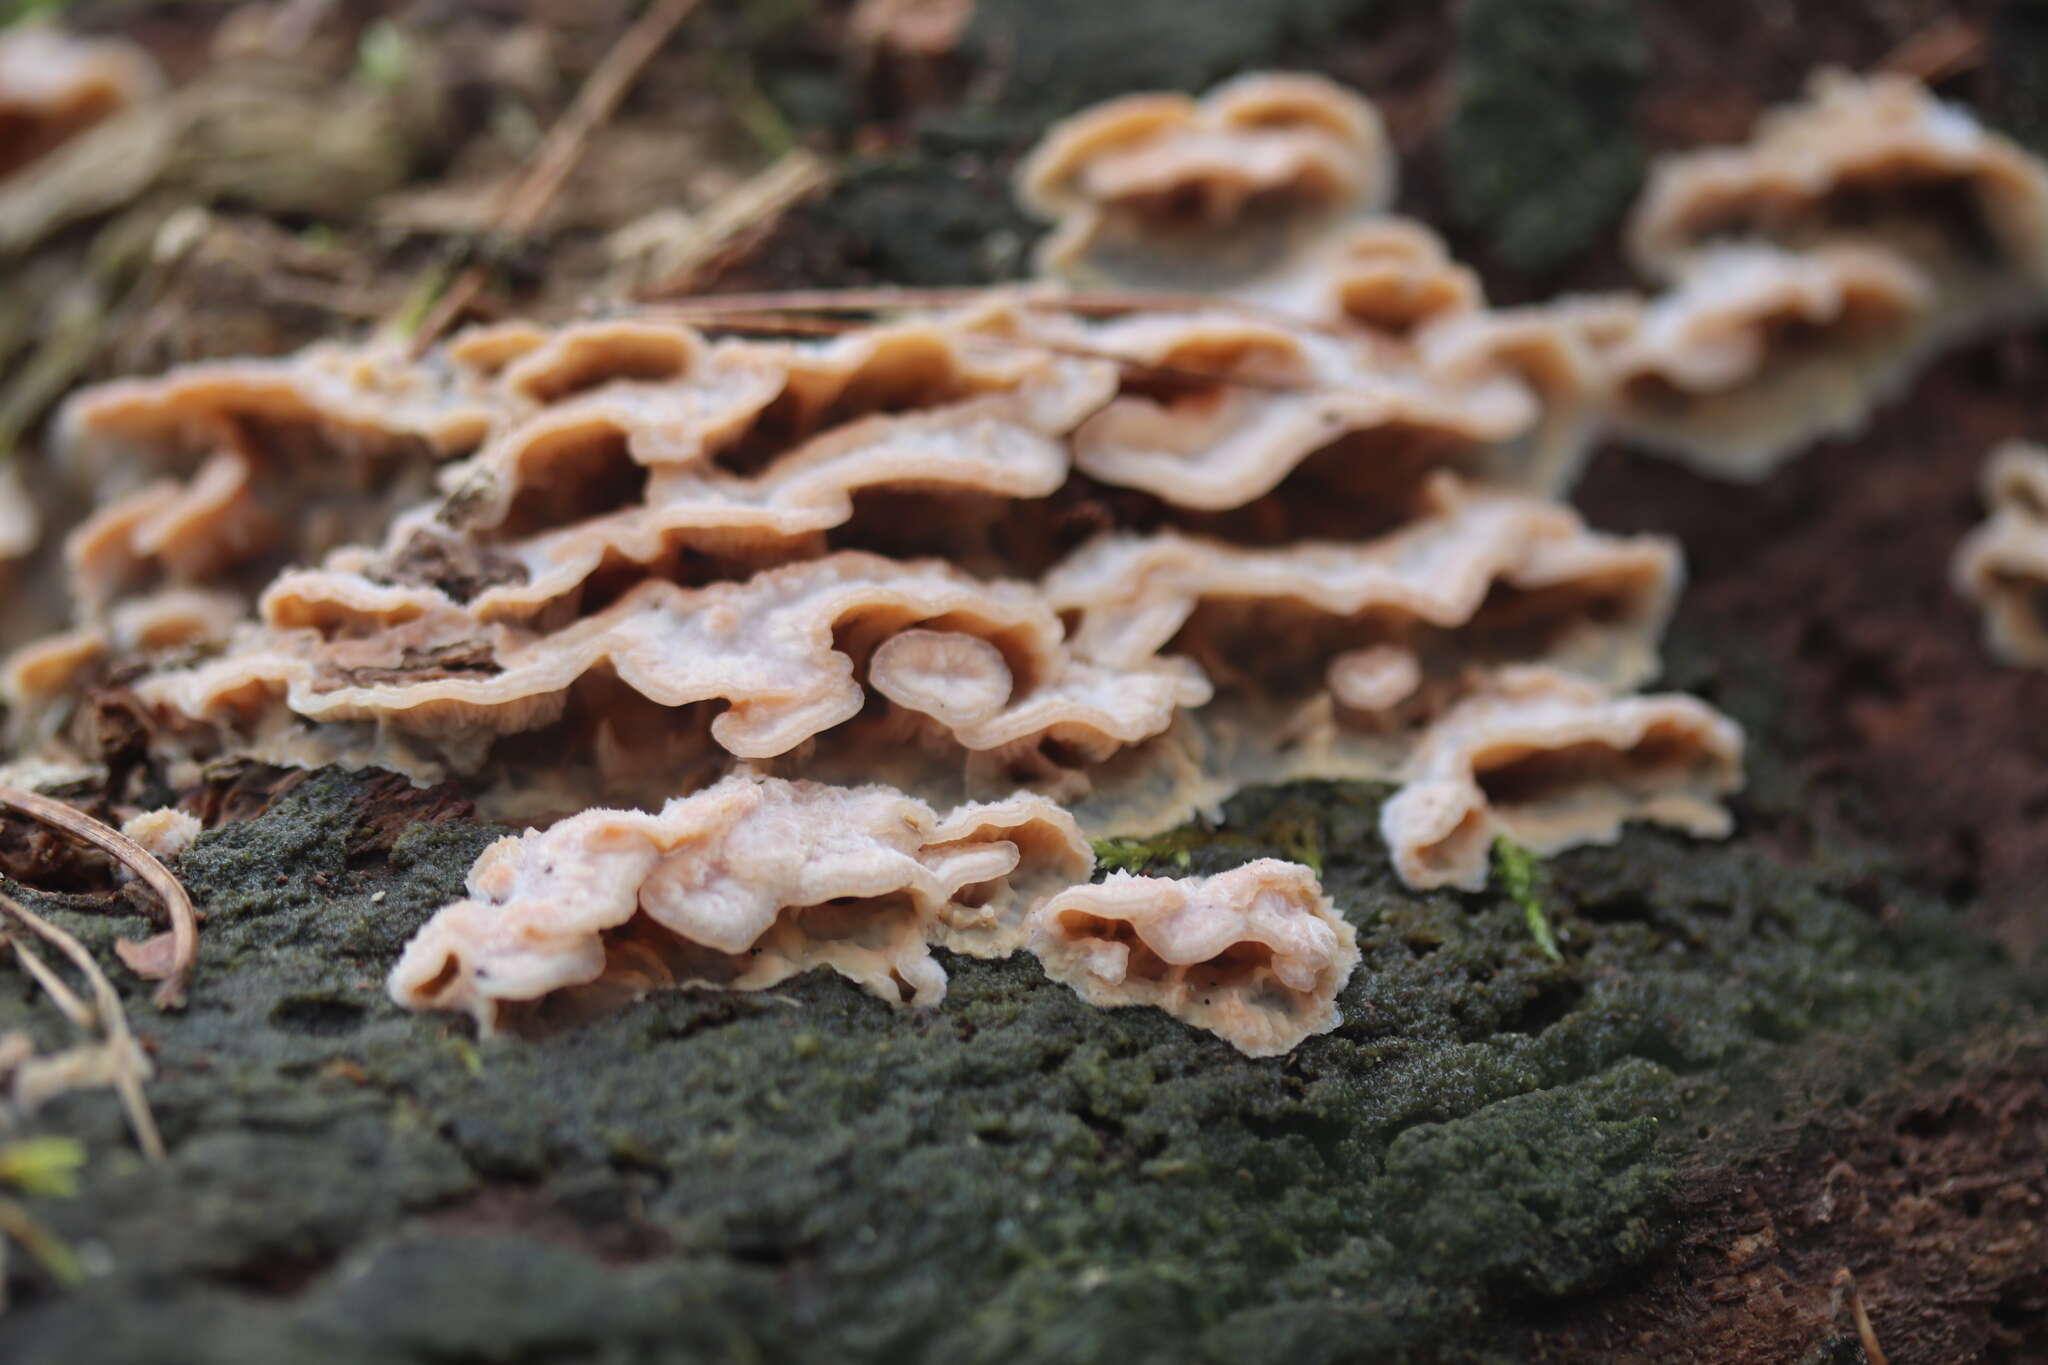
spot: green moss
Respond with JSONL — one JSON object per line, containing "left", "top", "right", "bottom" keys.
{"left": 1448, "top": 0, "right": 1647, "bottom": 272}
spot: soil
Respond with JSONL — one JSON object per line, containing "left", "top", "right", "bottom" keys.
{"left": 1, "top": 2, "right": 2046, "bottom": 1362}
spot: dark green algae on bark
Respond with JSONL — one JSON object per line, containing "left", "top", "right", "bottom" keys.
{"left": 0, "top": 626, "right": 2042, "bottom": 1365}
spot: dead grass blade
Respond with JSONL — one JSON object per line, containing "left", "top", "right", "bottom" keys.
{"left": 0, "top": 891, "right": 165, "bottom": 1162}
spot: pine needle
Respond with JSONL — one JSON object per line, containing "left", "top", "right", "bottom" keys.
{"left": 0, "top": 788, "right": 197, "bottom": 1009}
{"left": 406, "top": 0, "right": 705, "bottom": 351}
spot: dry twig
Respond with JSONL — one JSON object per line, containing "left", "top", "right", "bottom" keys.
{"left": 1878, "top": 17, "right": 1985, "bottom": 83}
{"left": 0, "top": 788, "right": 196, "bottom": 1009}
{"left": 7, "top": 940, "right": 95, "bottom": 1032}
{"left": 626, "top": 148, "right": 833, "bottom": 298}
{"left": 408, "top": 0, "right": 705, "bottom": 351}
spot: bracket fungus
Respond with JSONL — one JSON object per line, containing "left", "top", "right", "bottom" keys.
{"left": 1244, "top": 218, "right": 1485, "bottom": 337}
{"left": 997, "top": 304, "right": 1564, "bottom": 541}
{"left": 1628, "top": 70, "right": 2048, "bottom": 335}
{"left": 4, "top": 65, "right": 1817, "bottom": 1054}
{"left": 1378, "top": 670, "right": 1745, "bottom": 892}
{"left": 388, "top": 773, "right": 1092, "bottom": 1031}
{"left": 1954, "top": 442, "right": 2048, "bottom": 668}
{"left": 1046, "top": 475, "right": 1677, "bottom": 696}
{"left": 1600, "top": 244, "right": 1938, "bottom": 479}
{"left": 139, "top": 550, "right": 1211, "bottom": 815}
{"left": 1017, "top": 73, "right": 1393, "bottom": 290}
{"left": 1029, "top": 859, "right": 1359, "bottom": 1057}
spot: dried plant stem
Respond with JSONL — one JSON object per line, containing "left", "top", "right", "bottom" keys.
{"left": 0, "top": 892, "right": 164, "bottom": 1162}
{"left": 7, "top": 939, "right": 95, "bottom": 1032}
{"left": 0, "top": 788, "right": 196, "bottom": 1009}
{"left": 408, "top": 0, "right": 705, "bottom": 351}
{"left": 629, "top": 148, "right": 833, "bottom": 298}
{"left": 1833, "top": 1267, "right": 1892, "bottom": 1365}
{"left": 0, "top": 1194, "right": 85, "bottom": 1307}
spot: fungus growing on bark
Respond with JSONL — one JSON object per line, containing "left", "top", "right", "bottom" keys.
{"left": 248, "top": 305, "right": 1120, "bottom": 641}
{"left": 1045, "top": 476, "right": 1679, "bottom": 707}
{"left": 1628, "top": 70, "right": 2048, "bottom": 331}
{"left": 1001, "top": 305, "right": 1547, "bottom": 534}
{"left": 49, "top": 341, "right": 515, "bottom": 620}
{"left": 58, "top": 340, "right": 504, "bottom": 483}
{"left": 435, "top": 309, "right": 1115, "bottom": 539}
{"left": 1377, "top": 669, "right": 1745, "bottom": 891}
{"left": 1017, "top": 73, "right": 1393, "bottom": 289}
{"left": 388, "top": 774, "right": 1092, "bottom": 1030}
{"left": 1245, "top": 218, "right": 1484, "bottom": 336}
{"left": 0, "top": 27, "right": 162, "bottom": 181}
{"left": 1029, "top": 858, "right": 1358, "bottom": 1057}
{"left": 137, "top": 551, "right": 1210, "bottom": 800}
{"left": 1413, "top": 296, "right": 1627, "bottom": 494}
{"left": 1601, "top": 244, "right": 1937, "bottom": 478}
{"left": 64, "top": 452, "right": 273, "bottom": 610}
{"left": 1953, "top": 442, "right": 2048, "bottom": 668}
{"left": 7, "top": 68, "right": 1771, "bottom": 949}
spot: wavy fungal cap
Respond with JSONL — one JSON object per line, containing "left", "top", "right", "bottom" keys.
{"left": 256, "top": 305, "right": 1117, "bottom": 633}
{"left": 1016, "top": 73, "right": 1393, "bottom": 289}
{"left": 1628, "top": 70, "right": 2048, "bottom": 297}
{"left": 138, "top": 550, "right": 1206, "bottom": 796}
{"left": 58, "top": 341, "right": 506, "bottom": 478}
{"left": 388, "top": 774, "right": 1093, "bottom": 1030}
{"left": 1045, "top": 477, "right": 1680, "bottom": 701}
{"left": 1030, "top": 859, "right": 1359, "bottom": 1057}
{"left": 1378, "top": 670, "right": 1746, "bottom": 891}
{"left": 1603, "top": 243, "right": 1937, "bottom": 479}
{"left": 995, "top": 306, "right": 1547, "bottom": 520}
{"left": 1953, "top": 442, "right": 2048, "bottom": 668}
{"left": 1243, "top": 218, "right": 1484, "bottom": 335}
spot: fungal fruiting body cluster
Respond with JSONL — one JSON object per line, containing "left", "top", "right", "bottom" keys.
{"left": 1618, "top": 71, "right": 2048, "bottom": 477}
{"left": 7, "top": 67, "right": 2046, "bottom": 1052}
{"left": 390, "top": 773, "right": 1357, "bottom": 1055}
